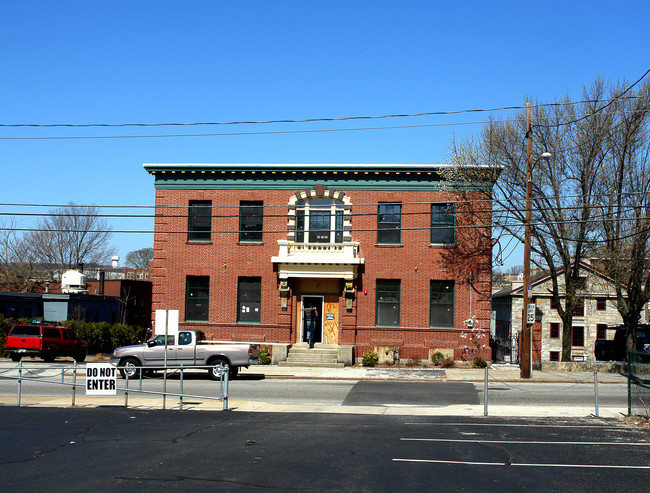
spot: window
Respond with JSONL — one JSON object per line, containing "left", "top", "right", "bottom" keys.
{"left": 376, "top": 280, "right": 400, "bottom": 326}
{"left": 596, "top": 298, "right": 606, "bottom": 311}
{"left": 185, "top": 276, "right": 209, "bottom": 322}
{"left": 188, "top": 200, "right": 212, "bottom": 242}
{"left": 377, "top": 203, "right": 401, "bottom": 244}
{"left": 596, "top": 324, "right": 607, "bottom": 341}
{"left": 430, "top": 281, "right": 454, "bottom": 327}
{"left": 430, "top": 203, "right": 455, "bottom": 244}
{"left": 573, "top": 299, "right": 585, "bottom": 317}
{"left": 550, "top": 297, "right": 557, "bottom": 310}
{"left": 550, "top": 322, "right": 560, "bottom": 339}
{"left": 239, "top": 201, "right": 263, "bottom": 242}
{"left": 238, "top": 277, "right": 261, "bottom": 323}
{"left": 572, "top": 326, "right": 584, "bottom": 347}
{"left": 178, "top": 331, "right": 192, "bottom": 345}
{"left": 295, "top": 197, "right": 344, "bottom": 243}
{"left": 549, "top": 351, "right": 560, "bottom": 361}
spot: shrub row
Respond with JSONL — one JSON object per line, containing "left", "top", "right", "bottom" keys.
{"left": 0, "top": 318, "right": 147, "bottom": 356}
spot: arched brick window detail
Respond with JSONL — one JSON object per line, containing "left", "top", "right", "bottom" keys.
{"left": 286, "top": 186, "right": 352, "bottom": 243}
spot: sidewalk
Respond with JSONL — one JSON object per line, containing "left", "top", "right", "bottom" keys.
{"left": 239, "top": 363, "right": 628, "bottom": 384}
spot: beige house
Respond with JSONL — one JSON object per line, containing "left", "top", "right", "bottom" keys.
{"left": 492, "top": 261, "right": 637, "bottom": 363}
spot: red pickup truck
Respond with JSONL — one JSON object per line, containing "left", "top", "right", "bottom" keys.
{"left": 4, "top": 323, "right": 87, "bottom": 362}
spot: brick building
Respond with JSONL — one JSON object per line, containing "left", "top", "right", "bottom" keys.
{"left": 144, "top": 163, "right": 496, "bottom": 365}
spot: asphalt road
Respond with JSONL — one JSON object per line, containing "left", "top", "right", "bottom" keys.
{"left": 0, "top": 407, "right": 648, "bottom": 492}
{"left": 0, "top": 368, "right": 628, "bottom": 409}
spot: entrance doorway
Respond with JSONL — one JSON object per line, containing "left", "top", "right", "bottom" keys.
{"left": 301, "top": 295, "right": 323, "bottom": 344}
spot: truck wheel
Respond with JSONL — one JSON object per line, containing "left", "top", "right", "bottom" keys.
{"left": 208, "top": 358, "right": 237, "bottom": 380}
{"left": 10, "top": 354, "right": 21, "bottom": 362}
{"left": 42, "top": 350, "right": 55, "bottom": 363}
{"left": 74, "top": 351, "right": 86, "bottom": 363}
{"left": 119, "top": 358, "right": 141, "bottom": 379}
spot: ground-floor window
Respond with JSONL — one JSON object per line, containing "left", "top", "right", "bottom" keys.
{"left": 238, "top": 277, "right": 261, "bottom": 323}
{"left": 430, "top": 280, "right": 454, "bottom": 327}
{"left": 572, "top": 326, "right": 584, "bottom": 347}
{"left": 550, "top": 322, "right": 560, "bottom": 339}
{"left": 376, "top": 279, "right": 400, "bottom": 326}
{"left": 596, "top": 324, "right": 607, "bottom": 341}
{"left": 185, "top": 276, "right": 209, "bottom": 322}
{"left": 549, "top": 351, "right": 560, "bottom": 361}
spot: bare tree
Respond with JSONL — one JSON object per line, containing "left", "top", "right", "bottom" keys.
{"left": 125, "top": 247, "right": 153, "bottom": 270}
{"left": 26, "top": 204, "right": 115, "bottom": 279}
{"left": 447, "top": 78, "right": 627, "bottom": 361}
{"left": 596, "top": 78, "right": 650, "bottom": 351}
{"left": 0, "top": 220, "right": 39, "bottom": 291}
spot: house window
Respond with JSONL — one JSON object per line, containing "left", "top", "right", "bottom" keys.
{"left": 549, "top": 351, "right": 560, "bottom": 361}
{"left": 430, "top": 203, "right": 455, "bottom": 244}
{"left": 596, "top": 324, "right": 607, "bottom": 341}
{"left": 596, "top": 298, "right": 606, "bottom": 311}
{"left": 185, "top": 276, "right": 209, "bottom": 322}
{"left": 377, "top": 203, "right": 402, "bottom": 244}
{"left": 376, "top": 280, "right": 400, "bottom": 326}
{"left": 188, "top": 201, "right": 212, "bottom": 242}
{"left": 572, "top": 326, "right": 584, "bottom": 347}
{"left": 550, "top": 322, "right": 560, "bottom": 339}
{"left": 573, "top": 299, "right": 585, "bottom": 317}
{"left": 550, "top": 297, "right": 557, "bottom": 310}
{"left": 239, "top": 201, "right": 263, "bottom": 242}
{"left": 295, "top": 197, "right": 344, "bottom": 243}
{"left": 237, "top": 277, "right": 261, "bottom": 323}
{"left": 430, "top": 280, "right": 454, "bottom": 327}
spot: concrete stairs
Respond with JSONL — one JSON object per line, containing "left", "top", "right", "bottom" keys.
{"left": 278, "top": 344, "right": 344, "bottom": 368}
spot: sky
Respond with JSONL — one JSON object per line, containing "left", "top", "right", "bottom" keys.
{"left": 1, "top": 0, "right": 648, "bottom": 268}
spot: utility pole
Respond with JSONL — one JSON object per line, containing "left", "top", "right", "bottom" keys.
{"left": 521, "top": 102, "right": 533, "bottom": 379}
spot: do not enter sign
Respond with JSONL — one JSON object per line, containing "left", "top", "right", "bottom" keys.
{"left": 86, "top": 363, "right": 117, "bottom": 396}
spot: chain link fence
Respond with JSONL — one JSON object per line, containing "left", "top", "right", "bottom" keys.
{"left": 628, "top": 349, "right": 650, "bottom": 417}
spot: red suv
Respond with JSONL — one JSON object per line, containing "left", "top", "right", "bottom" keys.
{"left": 4, "top": 323, "right": 87, "bottom": 362}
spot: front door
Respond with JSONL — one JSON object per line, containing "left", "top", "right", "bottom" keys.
{"left": 300, "top": 296, "right": 323, "bottom": 344}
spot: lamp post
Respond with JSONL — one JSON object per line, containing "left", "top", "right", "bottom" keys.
{"left": 521, "top": 102, "right": 551, "bottom": 378}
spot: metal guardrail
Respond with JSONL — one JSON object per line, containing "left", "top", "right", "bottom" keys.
{"left": 0, "top": 361, "right": 231, "bottom": 411}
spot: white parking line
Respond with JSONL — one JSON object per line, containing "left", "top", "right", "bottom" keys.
{"left": 401, "top": 438, "right": 650, "bottom": 446}
{"left": 404, "top": 422, "right": 630, "bottom": 430}
{"left": 393, "top": 458, "right": 650, "bottom": 469}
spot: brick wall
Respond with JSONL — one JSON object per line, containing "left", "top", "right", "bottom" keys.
{"left": 151, "top": 186, "right": 493, "bottom": 361}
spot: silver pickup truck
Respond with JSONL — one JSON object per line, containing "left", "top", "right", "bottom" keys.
{"left": 110, "top": 329, "right": 259, "bottom": 379}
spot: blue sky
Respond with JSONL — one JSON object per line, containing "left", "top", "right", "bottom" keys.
{"left": 1, "top": 0, "right": 648, "bottom": 267}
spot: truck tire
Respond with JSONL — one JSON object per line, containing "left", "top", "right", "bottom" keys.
{"left": 208, "top": 358, "right": 238, "bottom": 380}
{"left": 119, "top": 357, "right": 141, "bottom": 379}
{"left": 10, "top": 354, "right": 21, "bottom": 362}
{"left": 74, "top": 350, "right": 87, "bottom": 363}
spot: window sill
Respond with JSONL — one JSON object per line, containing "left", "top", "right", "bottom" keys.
{"left": 237, "top": 321, "right": 261, "bottom": 325}
{"left": 237, "top": 242, "right": 265, "bottom": 246}
{"left": 375, "top": 244, "right": 403, "bottom": 248}
{"left": 429, "top": 243, "right": 455, "bottom": 248}
{"left": 186, "top": 241, "right": 213, "bottom": 245}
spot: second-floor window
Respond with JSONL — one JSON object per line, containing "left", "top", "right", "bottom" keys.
{"left": 188, "top": 200, "right": 212, "bottom": 242}
{"left": 239, "top": 201, "right": 263, "bottom": 242}
{"left": 296, "top": 197, "right": 344, "bottom": 243}
{"left": 377, "top": 203, "right": 401, "bottom": 244}
{"left": 430, "top": 203, "right": 455, "bottom": 244}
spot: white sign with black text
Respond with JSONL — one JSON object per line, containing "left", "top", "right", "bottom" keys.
{"left": 86, "top": 363, "right": 117, "bottom": 396}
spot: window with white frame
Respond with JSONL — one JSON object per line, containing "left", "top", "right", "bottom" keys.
{"left": 295, "top": 197, "right": 344, "bottom": 243}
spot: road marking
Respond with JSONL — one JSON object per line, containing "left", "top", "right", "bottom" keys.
{"left": 401, "top": 438, "right": 649, "bottom": 446}
{"left": 404, "top": 422, "right": 630, "bottom": 430}
{"left": 393, "top": 458, "right": 650, "bottom": 469}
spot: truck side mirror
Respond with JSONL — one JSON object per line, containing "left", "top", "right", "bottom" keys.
{"left": 147, "top": 340, "right": 156, "bottom": 348}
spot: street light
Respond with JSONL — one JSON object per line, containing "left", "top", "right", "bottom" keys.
{"left": 521, "top": 102, "right": 551, "bottom": 378}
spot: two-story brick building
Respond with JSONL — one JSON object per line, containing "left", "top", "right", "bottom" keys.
{"left": 144, "top": 163, "right": 497, "bottom": 365}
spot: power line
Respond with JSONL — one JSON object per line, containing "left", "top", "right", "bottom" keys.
{"left": 1, "top": 97, "right": 641, "bottom": 129}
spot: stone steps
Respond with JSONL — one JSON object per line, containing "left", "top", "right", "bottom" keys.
{"left": 278, "top": 345, "right": 344, "bottom": 368}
